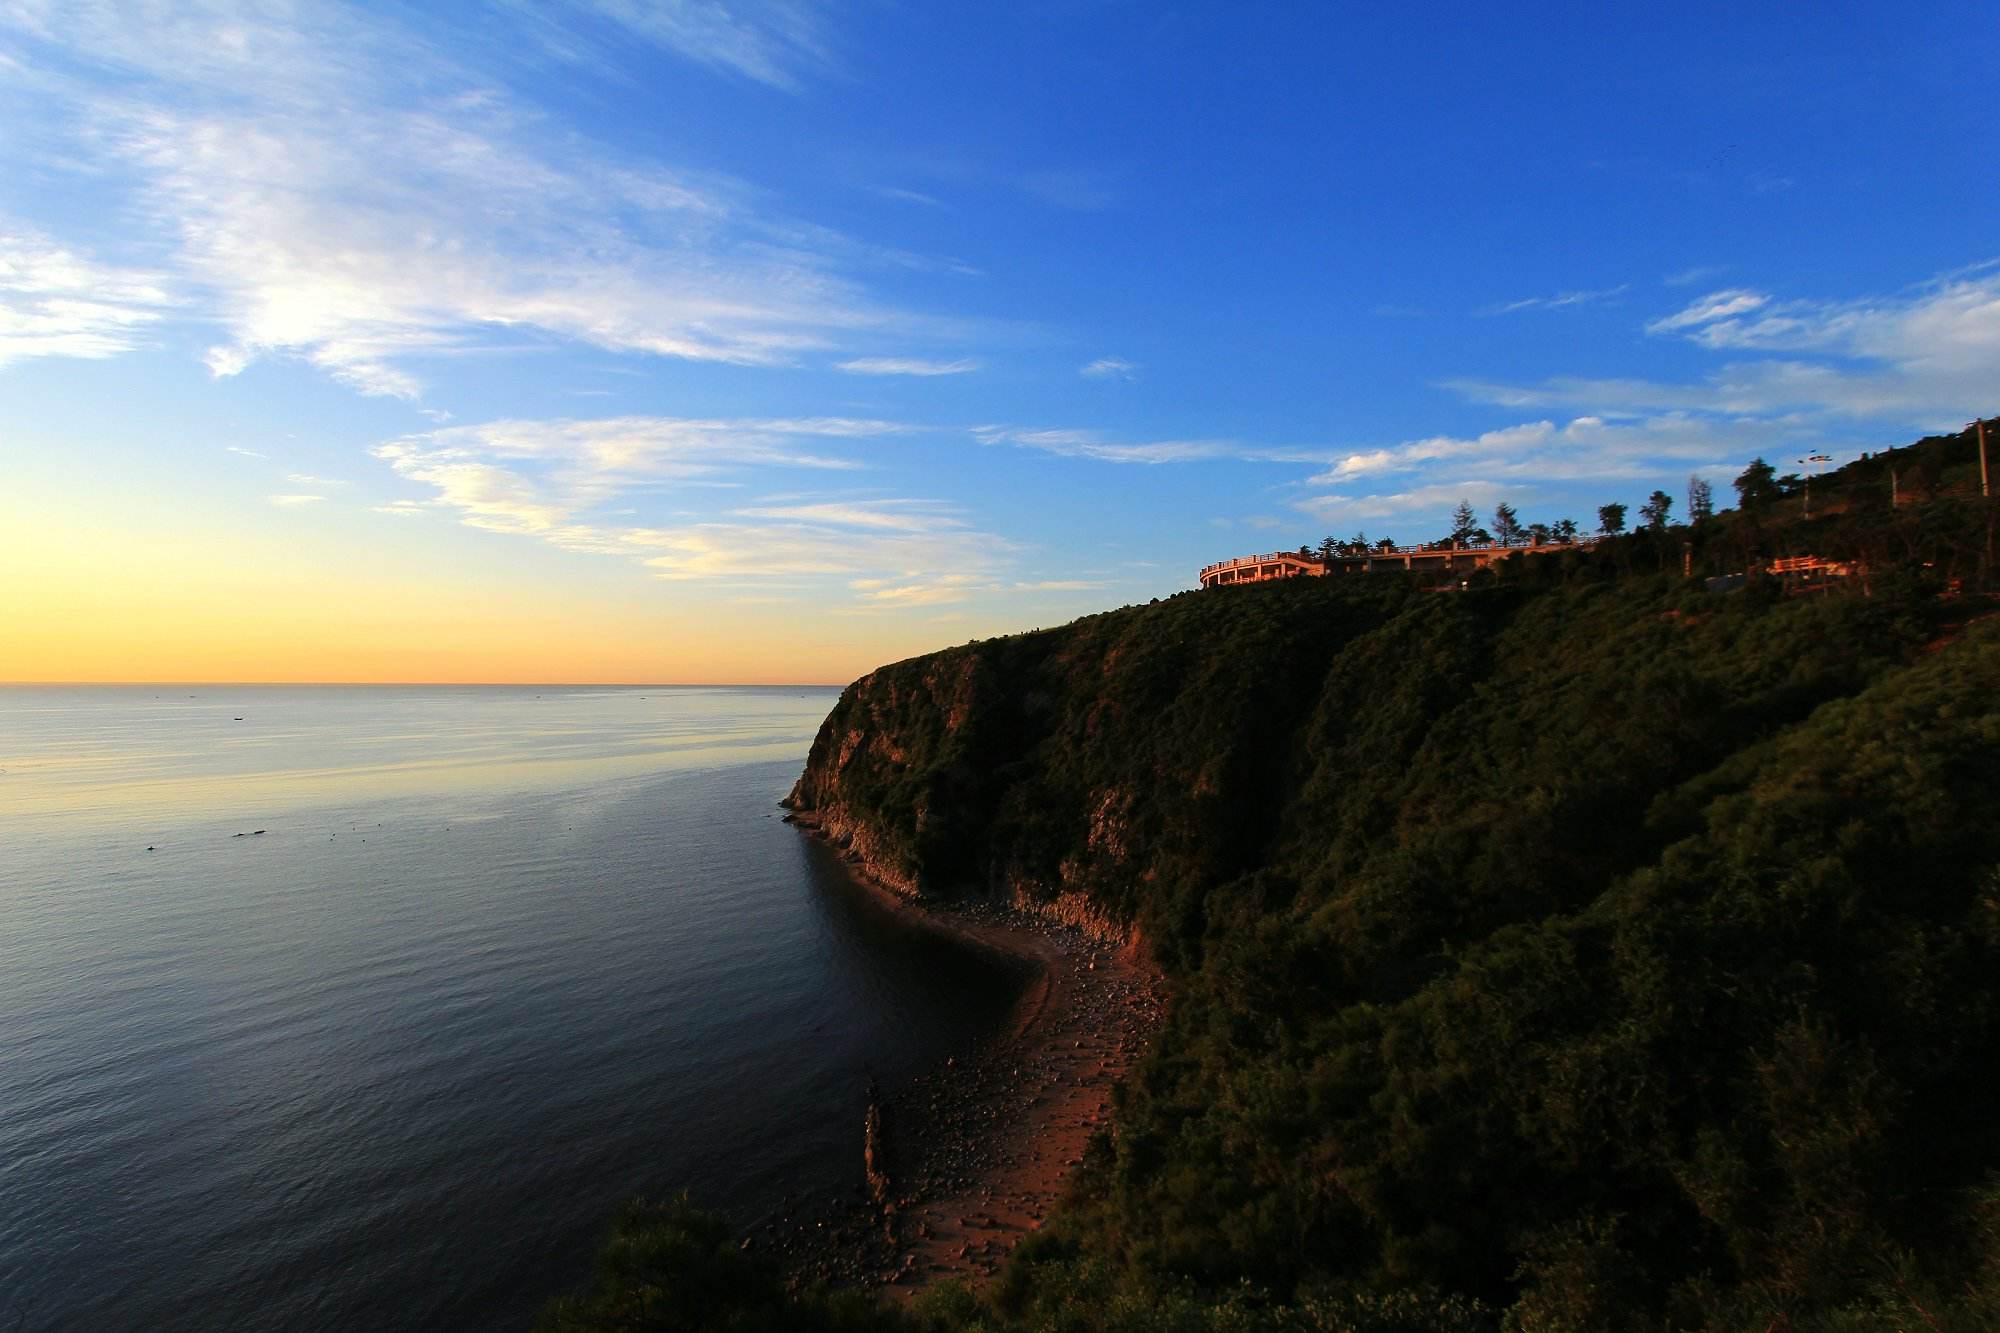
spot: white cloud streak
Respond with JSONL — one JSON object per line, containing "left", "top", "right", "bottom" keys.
{"left": 971, "top": 424, "right": 1345, "bottom": 467}
{"left": 835, "top": 356, "right": 979, "bottom": 376}
{"left": 972, "top": 425, "right": 1234, "bottom": 465}
{"left": 1664, "top": 264, "right": 1728, "bottom": 287}
{"left": 1483, "top": 284, "right": 1629, "bottom": 315}
{"left": 1079, "top": 356, "right": 1138, "bottom": 380}
{"left": 0, "top": 225, "right": 173, "bottom": 366}
{"left": 1646, "top": 288, "right": 1769, "bottom": 334}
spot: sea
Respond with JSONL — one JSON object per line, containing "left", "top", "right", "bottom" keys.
{"left": 0, "top": 685, "right": 1023, "bottom": 1330}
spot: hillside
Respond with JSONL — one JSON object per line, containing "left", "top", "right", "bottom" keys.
{"left": 549, "top": 450, "right": 2000, "bottom": 1331}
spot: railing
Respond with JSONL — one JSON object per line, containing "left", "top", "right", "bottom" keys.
{"left": 1201, "top": 538, "right": 1599, "bottom": 580}
{"left": 1198, "top": 552, "right": 1318, "bottom": 578}
{"left": 1319, "top": 537, "right": 1600, "bottom": 560}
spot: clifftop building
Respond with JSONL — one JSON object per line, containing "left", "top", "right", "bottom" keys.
{"left": 1199, "top": 540, "right": 1597, "bottom": 588}
{"left": 1197, "top": 551, "right": 1325, "bottom": 587}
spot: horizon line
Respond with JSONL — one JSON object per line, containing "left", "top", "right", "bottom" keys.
{"left": 0, "top": 680, "right": 849, "bottom": 690}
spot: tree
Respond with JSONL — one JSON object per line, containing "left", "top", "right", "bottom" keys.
{"left": 1450, "top": 500, "right": 1479, "bottom": 546}
{"left": 1639, "top": 490, "right": 1673, "bottom": 531}
{"left": 1597, "top": 503, "right": 1628, "bottom": 535}
{"left": 1553, "top": 518, "right": 1579, "bottom": 543}
{"left": 1492, "top": 502, "right": 1523, "bottom": 546}
{"left": 1527, "top": 522, "right": 1552, "bottom": 546}
{"left": 1298, "top": 544, "right": 1313, "bottom": 560}
{"left": 1735, "top": 457, "right": 1780, "bottom": 510}
{"left": 1318, "top": 535, "right": 1338, "bottom": 564}
{"left": 1687, "top": 475, "right": 1714, "bottom": 524}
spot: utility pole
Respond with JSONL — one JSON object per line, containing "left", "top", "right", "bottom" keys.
{"left": 1978, "top": 420, "right": 1996, "bottom": 589}
{"left": 1797, "top": 453, "right": 1832, "bottom": 520}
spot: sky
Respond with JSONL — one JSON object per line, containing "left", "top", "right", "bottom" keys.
{"left": 2, "top": 2, "right": 1995, "bottom": 683}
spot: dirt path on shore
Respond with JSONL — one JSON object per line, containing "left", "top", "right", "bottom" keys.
{"left": 763, "top": 824, "right": 1165, "bottom": 1296}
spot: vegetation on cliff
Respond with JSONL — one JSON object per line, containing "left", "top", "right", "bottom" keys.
{"left": 556, "top": 431, "right": 2000, "bottom": 1330}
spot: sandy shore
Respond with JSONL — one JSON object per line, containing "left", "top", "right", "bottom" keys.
{"left": 756, "top": 822, "right": 1165, "bottom": 1295}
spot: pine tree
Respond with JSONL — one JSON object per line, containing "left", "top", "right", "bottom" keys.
{"left": 1450, "top": 500, "right": 1479, "bottom": 545}
{"left": 1735, "top": 458, "right": 1780, "bottom": 510}
{"left": 1687, "top": 475, "right": 1714, "bottom": 523}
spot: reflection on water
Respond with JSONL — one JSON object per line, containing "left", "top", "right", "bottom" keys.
{"left": 0, "top": 685, "right": 830, "bottom": 821}
{"left": 0, "top": 686, "right": 1021, "bottom": 1331}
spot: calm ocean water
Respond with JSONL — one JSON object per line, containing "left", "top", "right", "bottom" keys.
{"left": 0, "top": 686, "right": 1021, "bottom": 1331}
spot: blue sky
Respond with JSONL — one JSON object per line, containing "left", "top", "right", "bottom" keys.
{"left": 3, "top": 2, "right": 1996, "bottom": 680}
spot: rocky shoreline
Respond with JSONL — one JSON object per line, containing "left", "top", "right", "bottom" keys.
{"left": 754, "top": 814, "right": 1165, "bottom": 1295}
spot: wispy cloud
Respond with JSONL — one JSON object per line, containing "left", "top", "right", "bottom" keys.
{"left": 0, "top": 225, "right": 172, "bottom": 367}
{"left": 368, "top": 414, "right": 1020, "bottom": 596}
{"left": 1645, "top": 288, "right": 1769, "bottom": 335}
{"left": 1664, "top": 264, "right": 1728, "bottom": 287}
{"left": 874, "top": 185, "right": 944, "bottom": 208}
{"left": 848, "top": 573, "right": 985, "bottom": 606}
{"left": 1079, "top": 356, "right": 1138, "bottom": 380}
{"left": 373, "top": 414, "right": 892, "bottom": 536}
{"left": 633, "top": 518, "right": 999, "bottom": 583}
{"left": 0, "top": 2, "right": 945, "bottom": 399}
{"left": 839, "top": 572, "right": 1104, "bottom": 609}
{"left": 1483, "top": 284, "right": 1629, "bottom": 316}
{"left": 835, "top": 356, "right": 979, "bottom": 376}
{"left": 971, "top": 424, "right": 1342, "bottom": 467}
{"left": 1459, "top": 267, "right": 2000, "bottom": 423}
{"left": 268, "top": 493, "right": 325, "bottom": 507}
{"left": 1290, "top": 409, "right": 1828, "bottom": 535}
{"left": 1297, "top": 479, "right": 1516, "bottom": 524}
{"left": 735, "top": 499, "right": 962, "bottom": 531}
{"left": 224, "top": 445, "right": 268, "bottom": 459}
{"left": 549, "top": 0, "right": 835, "bottom": 92}
{"left": 1306, "top": 415, "right": 1784, "bottom": 491}
{"left": 287, "top": 473, "right": 350, "bottom": 487}
{"left": 972, "top": 425, "right": 1233, "bottom": 465}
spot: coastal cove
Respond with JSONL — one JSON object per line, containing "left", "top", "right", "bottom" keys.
{"left": 0, "top": 686, "right": 1030, "bottom": 1331}
{"left": 768, "top": 809, "right": 1165, "bottom": 1294}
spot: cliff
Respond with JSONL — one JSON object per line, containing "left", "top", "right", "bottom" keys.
{"left": 779, "top": 570, "right": 2000, "bottom": 1328}
{"left": 785, "top": 577, "right": 1411, "bottom": 950}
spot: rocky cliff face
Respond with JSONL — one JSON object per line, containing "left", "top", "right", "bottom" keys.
{"left": 785, "top": 580, "right": 1408, "bottom": 951}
